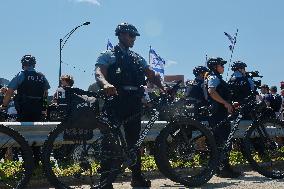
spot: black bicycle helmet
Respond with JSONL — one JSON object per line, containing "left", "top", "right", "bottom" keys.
{"left": 115, "top": 23, "right": 140, "bottom": 36}
{"left": 21, "top": 55, "right": 36, "bottom": 66}
{"left": 231, "top": 61, "right": 247, "bottom": 71}
{"left": 193, "top": 66, "right": 209, "bottom": 76}
{"left": 206, "top": 57, "right": 227, "bottom": 70}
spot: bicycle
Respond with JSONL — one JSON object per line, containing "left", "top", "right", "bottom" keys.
{"left": 0, "top": 110, "right": 34, "bottom": 189}
{"left": 243, "top": 99, "right": 284, "bottom": 179}
{"left": 41, "top": 81, "right": 217, "bottom": 188}
{"left": 154, "top": 97, "right": 218, "bottom": 187}
{"left": 196, "top": 95, "right": 284, "bottom": 180}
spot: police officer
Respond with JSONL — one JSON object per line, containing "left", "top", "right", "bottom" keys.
{"left": 0, "top": 54, "right": 50, "bottom": 165}
{"left": 1, "top": 55, "right": 50, "bottom": 120}
{"left": 228, "top": 61, "right": 255, "bottom": 103}
{"left": 95, "top": 23, "right": 164, "bottom": 188}
{"left": 185, "top": 66, "right": 209, "bottom": 119}
{"left": 186, "top": 66, "right": 209, "bottom": 105}
{"left": 228, "top": 61, "right": 255, "bottom": 119}
{"left": 206, "top": 57, "right": 241, "bottom": 178}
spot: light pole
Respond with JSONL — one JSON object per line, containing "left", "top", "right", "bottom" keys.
{"left": 59, "top": 21, "right": 90, "bottom": 86}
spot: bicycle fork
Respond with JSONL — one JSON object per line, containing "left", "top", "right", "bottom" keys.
{"left": 220, "top": 114, "right": 243, "bottom": 162}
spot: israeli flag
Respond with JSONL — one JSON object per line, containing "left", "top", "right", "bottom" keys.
{"left": 149, "top": 47, "right": 165, "bottom": 77}
{"left": 224, "top": 32, "right": 235, "bottom": 44}
{"left": 106, "top": 39, "right": 113, "bottom": 50}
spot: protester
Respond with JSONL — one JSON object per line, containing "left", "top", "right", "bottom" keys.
{"left": 52, "top": 74, "right": 74, "bottom": 105}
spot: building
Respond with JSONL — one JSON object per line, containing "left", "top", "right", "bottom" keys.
{"left": 164, "top": 75, "right": 185, "bottom": 86}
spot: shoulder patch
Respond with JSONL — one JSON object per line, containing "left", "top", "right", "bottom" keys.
{"left": 208, "top": 75, "right": 217, "bottom": 80}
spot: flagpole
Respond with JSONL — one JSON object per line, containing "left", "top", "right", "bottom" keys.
{"left": 226, "top": 29, "right": 239, "bottom": 81}
{"left": 149, "top": 45, "right": 151, "bottom": 67}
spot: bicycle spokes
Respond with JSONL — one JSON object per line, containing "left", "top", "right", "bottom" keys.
{"left": 245, "top": 120, "right": 284, "bottom": 179}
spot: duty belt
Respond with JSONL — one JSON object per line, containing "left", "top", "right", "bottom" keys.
{"left": 122, "top": 86, "right": 139, "bottom": 91}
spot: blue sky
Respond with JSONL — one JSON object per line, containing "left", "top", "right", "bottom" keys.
{"left": 0, "top": 0, "right": 283, "bottom": 93}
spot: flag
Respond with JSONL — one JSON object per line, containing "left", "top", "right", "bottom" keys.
{"left": 224, "top": 32, "right": 235, "bottom": 44}
{"left": 106, "top": 39, "right": 113, "bottom": 50}
{"left": 149, "top": 47, "right": 165, "bottom": 77}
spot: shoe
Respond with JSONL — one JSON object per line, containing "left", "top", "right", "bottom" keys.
{"left": 102, "top": 184, "right": 114, "bottom": 189}
{"left": 131, "top": 175, "right": 151, "bottom": 187}
{"left": 216, "top": 166, "right": 242, "bottom": 178}
{"left": 97, "top": 173, "right": 114, "bottom": 189}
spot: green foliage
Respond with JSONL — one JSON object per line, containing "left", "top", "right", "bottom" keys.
{"left": 175, "top": 90, "right": 185, "bottom": 99}
{"left": 141, "top": 155, "right": 157, "bottom": 171}
{"left": 229, "top": 151, "right": 248, "bottom": 166}
{"left": 1, "top": 148, "right": 284, "bottom": 180}
{"left": 0, "top": 160, "right": 24, "bottom": 182}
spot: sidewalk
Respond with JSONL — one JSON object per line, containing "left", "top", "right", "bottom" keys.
{"left": 28, "top": 170, "right": 284, "bottom": 189}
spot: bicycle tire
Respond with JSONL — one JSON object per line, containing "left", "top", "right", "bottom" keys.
{"left": 0, "top": 124, "right": 34, "bottom": 189}
{"left": 154, "top": 118, "right": 218, "bottom": 187}
{"left": 42, "top": 121, "right": 121, "bottom": 189}
{"left": 243, "top": 118, "right": 284, "bottom": 179}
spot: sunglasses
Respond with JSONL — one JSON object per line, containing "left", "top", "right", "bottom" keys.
{"left": 128, "top": 33, "right": 137, "bottom": 38}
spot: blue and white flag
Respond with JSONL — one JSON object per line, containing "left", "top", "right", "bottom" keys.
{"left": 224, "top": 32, "right": 235, "bottom": 44}
{"left": 149, "top": 47, "right": 165, "bottom": 77}
{"left": 106, "top": 39, "right": 113, "bottom": 50}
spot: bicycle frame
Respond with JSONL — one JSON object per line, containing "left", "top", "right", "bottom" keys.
{"left": 222, "top": 112, "right": 243, "bottom": 157}
{"left": 106, "top": 104, "right": 160, "bottom": 168}
{"left": 135, "top": 109, "right": 160, "bottom": 147}
{"left": 220, "top": 99, "right": 280, "bottom": 160}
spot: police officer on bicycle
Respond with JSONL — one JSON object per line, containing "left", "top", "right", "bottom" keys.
{"left": 206, "top": 57, "right": 241, "bottom": 178}
{"left": 95, "top": 22, "right": 164, "bottom": 189}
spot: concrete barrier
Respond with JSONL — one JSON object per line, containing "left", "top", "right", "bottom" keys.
{"left": 0, "top": 120, "right": 283, "bottom": 146}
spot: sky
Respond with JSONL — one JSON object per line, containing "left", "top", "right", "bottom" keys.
{"left": 0, "top": 0, "right": 284, "bottom": 93}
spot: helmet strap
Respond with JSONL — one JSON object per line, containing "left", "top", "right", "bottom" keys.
{"left": 118, "top": 39, "right": 130, "bottom": 50}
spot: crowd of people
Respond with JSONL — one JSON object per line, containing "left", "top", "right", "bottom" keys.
{"left": 0, "top": 22, "right": 284, "bottom": 188}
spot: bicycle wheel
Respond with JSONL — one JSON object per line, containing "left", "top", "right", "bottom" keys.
{"left": 243, "top": 118, "right": 284, "bottom": 179}
{"left": 42, "top": 121, "right": 122, "bottom": 189}
{"left": 0, "top": 124, "right": 34, "bottom": 189}
{"left": 154, "top": 118, "right": 218, "bottom": 187}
